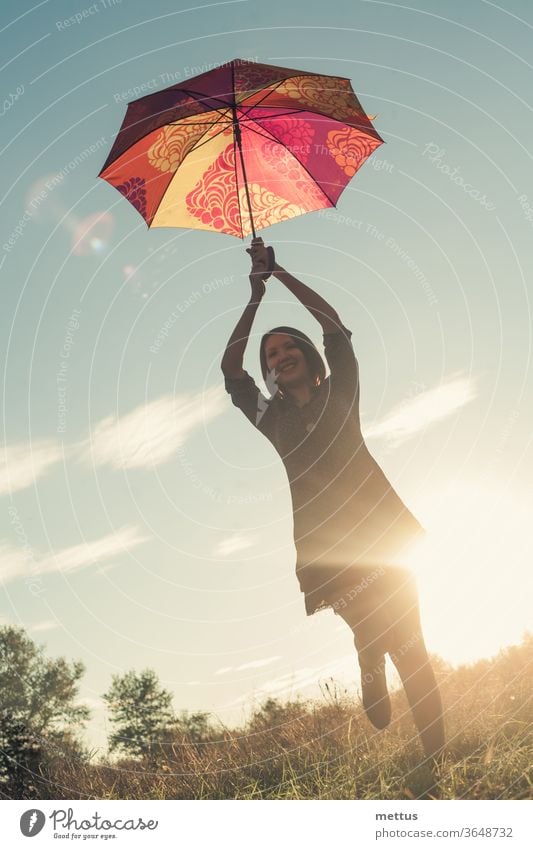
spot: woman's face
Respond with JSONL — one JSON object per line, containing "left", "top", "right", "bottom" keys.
{"left": 264, "top": 333, "right": 312, "bottom": 390}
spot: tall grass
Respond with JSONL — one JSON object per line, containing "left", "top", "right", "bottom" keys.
{"left": 27, "top": 636, "right": 533, "bottom": 800}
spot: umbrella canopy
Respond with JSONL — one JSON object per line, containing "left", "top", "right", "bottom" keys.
{"left": 99, "top": 58, "right": 383, "bottom": 239}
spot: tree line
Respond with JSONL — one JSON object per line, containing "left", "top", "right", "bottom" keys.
{"left": 0, "top": 625, "right": 208, "bottom": 798}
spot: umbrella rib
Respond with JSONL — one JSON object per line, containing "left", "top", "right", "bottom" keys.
{"left": 241, "top": 88, "right": 378, "bottom": 133}
{"left": 185, "top": 124, "right": 230, "bottom": 156}
{"left": 146, "top": 111, "right": 232, "bottom": 226}
{"left": 101, "top": 105, "right": 231, "bottom": 173}
{"left": 180, "top": 87, "right": 239, "bottom": 117}
{"left": 161, "top": 110, "right": 307, "bottom": 166}
{"left": 238, "top": 75, "right": 355, "bottom": 120}
{"left": 237, "top": 77, "right": 294, "bottom": 117}
{"left": 176, "top": 110, "right": 307, "bottom": 125}
{"left": 240, "top": 108, "right": 308, "bottom": 118}
{"left": 238, "top": 115, "right": 337, "bottom": 208}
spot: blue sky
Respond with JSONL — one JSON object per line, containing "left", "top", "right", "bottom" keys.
{"left": 1, "top": 0, "right": 532, "bottom": 751}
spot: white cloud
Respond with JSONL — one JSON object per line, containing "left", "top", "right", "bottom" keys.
{"left": 214, "top": 533, "right": 253, "bottom": 557}
{"left": 38, "top": 526, "right": 149, "bottom": 575}
{"left": 31, "top": 620, "right": 60, "bottom": 633}
{"left": 0, "top": 526, "right": 148, "bottom": 586}
{"left": 0, "top": 388, "right": 226, "bottom": 497}
{"left": 0, "top": 543, "right": 35, "bottom": 584}
{"left": 82, "top": 386, "right": 226, "bottom": 470}
{"left": 365, "top": 374, "right": 476, "bottom": 446}
{"left": 215, "top": 656, "right": 281, "bottom": 676}
{"left": 215, "top": 666, "right": 234, "bottom": 676}
{"left": 236, "top": 656, "right": 281, "bottom": 672}
{"left": 260, "top": 667, "right": 320, "bottom": 695}
{"left": 0, "top": 440, "right": 62, "bottom": 496}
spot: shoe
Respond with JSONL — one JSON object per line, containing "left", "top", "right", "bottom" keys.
{"left": 361, "top": 660, "right": 391, "bottom": 729}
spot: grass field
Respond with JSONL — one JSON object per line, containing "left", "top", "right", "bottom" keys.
{"left": 36, "top": 635, "right": 533, "bottom": 800}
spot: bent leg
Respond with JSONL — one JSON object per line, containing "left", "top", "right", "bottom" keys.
{"left": 336, "top": 590, "right": 392, "bottom": 729}
{"left": 354, "top": 620, "right": 392, "bottom": 729}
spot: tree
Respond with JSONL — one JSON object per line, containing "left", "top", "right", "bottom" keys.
{"left": 0, "top": 625, "right": 89, "bottom": 797}
{"left": 175, "top": 710, "right": 213, "bottom": 743}
{"left": 102, "top": 669, "right": 177, "bottom": 758}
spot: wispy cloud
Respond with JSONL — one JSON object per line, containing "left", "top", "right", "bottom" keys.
{"left": 215, "top": 666, "right": 234, "bottom": 676}
{"left": 82, "top": 386, "right": 226, "bottom": 470}
{"left": 31, "top": 620, "right": 60, "bottom": 633}
{"left": 0, "top": 526, "right": 148, "bottom": 586}
{"left": 0, "top": 440, "right": 62, "bottom": 496}
{"left": 365, "top": 374, "right": 476, "bottom": 446}
{"left": 260, "top": 667, "right": 320, "bottom": 695}
{"left": 38, "top": 526, "right": 149, "bottom": 575}
{"left": 213, "top": 533, "right": 253, "bottom": 557}
{"left": 0, "top": 388, "right": 226, "bottom": 497}
{"left": 238, "top": 656, "right": 282, "bottom": 672}
{"left": 215, "top": 656, "right": 281, "bottom": 676}
{"left": 0, "top": 543, "right": 35, "bottom": 584}
{"left": 227, "top": 667, "right": 324, "bottom": 708}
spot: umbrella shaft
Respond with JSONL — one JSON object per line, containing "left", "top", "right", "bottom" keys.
{"left": 232, "top": 105, "right": 256, "bottom": 240}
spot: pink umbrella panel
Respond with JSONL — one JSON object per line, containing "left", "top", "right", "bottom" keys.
{"left": 99, "top": 60, "right": 384, "bottom": 239}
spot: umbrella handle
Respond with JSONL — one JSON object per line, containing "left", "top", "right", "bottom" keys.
{"left": 248, "top": 241, "right": 275, "bottom": 281}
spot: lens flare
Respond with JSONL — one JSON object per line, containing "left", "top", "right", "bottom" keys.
{"left": 72, "top": 212, "right": 114, "bottom": 255}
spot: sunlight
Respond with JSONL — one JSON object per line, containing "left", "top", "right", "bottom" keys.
{"left": 409, "top": 481, "right": 533, "bottom": 665}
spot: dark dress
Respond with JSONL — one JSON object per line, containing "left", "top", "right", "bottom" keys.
{"left": 224, "top": 326, "right": 424, "bottom": 616}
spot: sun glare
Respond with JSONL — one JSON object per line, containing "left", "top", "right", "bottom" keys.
{"left": 409, "top": 482, "right": 532, "bottom": 664}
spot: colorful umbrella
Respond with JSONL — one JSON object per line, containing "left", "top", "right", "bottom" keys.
{"left": 99, "top": 58, "right": 383, "bottom": 239}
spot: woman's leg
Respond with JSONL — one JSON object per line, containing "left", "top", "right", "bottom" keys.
{"left": 334, "top": 581, "right": 392, "bottom": 729}
{"left": 352, "top": 614, "right": 392, "bottom": 729}
{"left": 386, "top": 571, "right": 445, "bottom": 760}
{"left": 390, "top": 640, "right": 445, "bottom": 760}
{"left": 335, "top": 566, "right": 445, "bottom": 756}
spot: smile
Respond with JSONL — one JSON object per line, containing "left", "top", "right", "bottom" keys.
{"left": 279, "top": 361, "right": 298, "bottom": 372}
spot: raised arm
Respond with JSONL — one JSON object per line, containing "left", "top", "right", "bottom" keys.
{"left": 271, "top": 259, "right": 341, "bottom": 334}
{"left": 220, "top": 241, "right": 268, "bottom": 378}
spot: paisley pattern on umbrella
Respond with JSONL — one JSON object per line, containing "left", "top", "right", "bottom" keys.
{"left": 241, "top": 184, "right": 307, "bottom": 232}
{"left": 326, "top": 127, "right": 381, "bottom": 176}
{"left": 115, "top": 176, "right": 147, "bottom": 216}
{"left": 147, "top": 124, "right": 201, "bottom": 173}
{"left": 260, "top": 117, "right": 315, "bottom": 163}
{"left": 234, "top": 63, "right": 281, "bottom": 98}
{"left": 103, "top": 95, "right": 208, "bottom": 168}
{"left": 185, "top": 145, "right": 307, "bottom": 236}
{"left": 147, "top": 115, "right": 226, "bottom": 174}
{"left": 260, "top": 139, "right": 325, "bottom": 202}
{"left": 275, "top": 75, "right": 364, "bottom": 121}
{"left": 185, "top": 145, "right": 242, "bottom": 235}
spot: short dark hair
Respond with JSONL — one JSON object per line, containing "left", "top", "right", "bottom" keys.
{"left": 259, "top": 326, "right": 326, "bottom": 389}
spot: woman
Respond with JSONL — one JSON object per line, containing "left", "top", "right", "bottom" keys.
{"left": 221, "top": 239, "right": 444, "bottom": 760}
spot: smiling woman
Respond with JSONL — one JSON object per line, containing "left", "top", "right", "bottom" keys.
{"left": 260, "top": 327, "right": 326, "bottom": 403}
{"left": 220, "top": 239, "right": 445, "bottom": 763}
